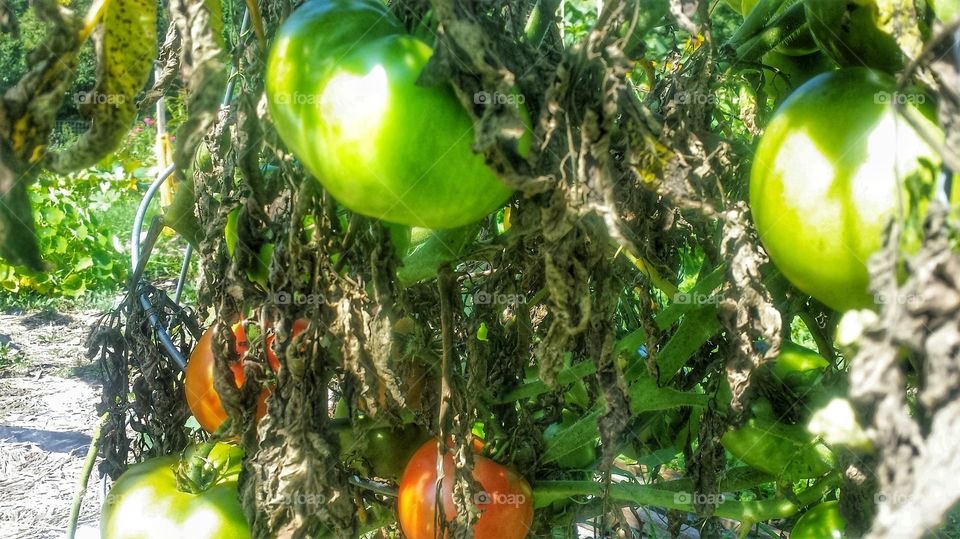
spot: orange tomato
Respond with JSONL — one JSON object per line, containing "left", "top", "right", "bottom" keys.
{"left": 185, "top": 320, "right": 306, "bottom": 433}
{"left": 398, "top": 439, "right": 534, "bottom": 539}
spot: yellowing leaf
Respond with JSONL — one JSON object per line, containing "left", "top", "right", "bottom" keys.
{"left": 46, "top": 0, "right": 157, "bottom": 173}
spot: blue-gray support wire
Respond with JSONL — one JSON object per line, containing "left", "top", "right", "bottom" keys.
{"left": 129, "top": 165, "right": 188, "bottom": 370}
{"left": 173, "top": 244, "right": 193, "bottom": 305}
{"left": 129, "top": 8, "right": 252, "bottom": 371}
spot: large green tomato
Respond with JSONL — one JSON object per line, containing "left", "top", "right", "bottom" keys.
{"left": 791, "top": 501, "right": 846, "bottom": 538}
{"left": 267, "top": 0, "right": 527, "bottom": 229}
{"left": 751, "top": 68, "right": 940, "bottom": 312}
{"left": 101, "top": 443, "right": 249, "bottom": 538}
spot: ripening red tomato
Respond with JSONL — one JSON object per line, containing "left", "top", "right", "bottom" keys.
{"left": 265, "top": 318, "right": 310, "bottom": 365}
{"left": 398, "top": 439, "right": 534, "bottom": 539}
{"left": 185, "top": 320, "right": 307, "bottom": 433}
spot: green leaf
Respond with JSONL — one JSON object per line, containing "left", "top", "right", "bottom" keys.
{"left": 633, "top": 447, "right": 680, "bottom": 469}
{"left": 0, "top": 171, "right": 44, "bottom": 271}
{"left": 654, "top": 306, "right": 722, "bottom": 382}
{"left": 42, "top": 207, "right": 65, "bottom": 226}
{"left": 655, "top": 264, "right": 726, "bottom": 329}
{"left": 542, "top": 405, "right": 602, "bottom": 465}
{"left": 169, "top": 0, "right": 227, "bottom": 170}
{"left": 52, "top": 236, "right": 69, "bottom": 254}
{"left": 628, "top": 370, "right": 710, "bottom": 412}
{"left": 397, "top": 225, "right": 478, "bottom": 286}
{"left": 74, "top": 256, "right": 94, "bottom": 272}
{"left": 60, "top": 274, "right": 86, "bottom": 297}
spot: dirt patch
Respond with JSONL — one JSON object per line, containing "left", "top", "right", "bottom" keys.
{"left": 0, "top": 310, "right": 103, "bottom": 539}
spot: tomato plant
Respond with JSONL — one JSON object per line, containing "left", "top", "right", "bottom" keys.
{"left": 398, "top": 439, "right": 534, "bottom": 539}
{"left": 750, "top": 68, "right": 940, "bottom": 312}
{"left": 791, "top": 500, "right": 846, "bottom": 538}
{"left": 101, "top": 443, "right": 249, "bottom": 538}
{"left": 185, "top": 320, "right": 307, "bottom": 433}
{"left": 266, "top": 0, "right": 530, "bottom": 229}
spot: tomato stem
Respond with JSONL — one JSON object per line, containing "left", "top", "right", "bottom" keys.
{"left": 532, "top": 471, "right": 841, "bottom": 521}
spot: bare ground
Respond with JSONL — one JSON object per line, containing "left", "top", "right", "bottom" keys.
{"left": 0, "top": 310, "right": 102, "bottom": 539}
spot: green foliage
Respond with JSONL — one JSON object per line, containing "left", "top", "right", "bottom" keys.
{"left": 0, "top": 0, "right": 97, "bottom": 117}
{"left": 0, "top": 114, "right": 192, "bottom": 303}
{"left": 561, "top": 0, "right": 598, "bottom": 46}
{"left": 0, "top": 168, "right": 134, "bottom": 297}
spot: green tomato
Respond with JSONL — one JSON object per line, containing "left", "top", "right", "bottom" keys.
{"left": 741, "top": 0, "right": 818, "bottom": 56}
{"left": 335, "top": 399, "right": 430, "bottom": 480}
{"left": 803, "top": 0, "right": 922, "bottom": 72}
{"left": 721, "top": 414, "right": 835, "bottom": 480}
{"left": 267, "top": 0, "right": 529, "bottom": 229}
{"left": 792, "top": 501, "right": 846, "bottom": 538}
{"left": 101, "top": 443, "right": 249, "bottom": 538}
{"left": 352, "top": 421, "right": 432, "bottom": 480}
{"left": 751, "top": 68, "right": 940, "bottom": 312}
{"left": 770, "top": 341, "right": 829, "bottom": 382}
